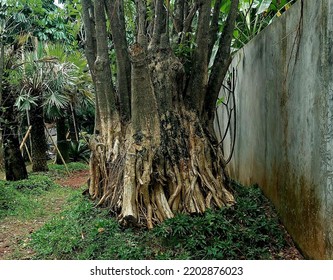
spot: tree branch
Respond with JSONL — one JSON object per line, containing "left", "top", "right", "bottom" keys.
{"left": 81, "top": 0, "right": 97, "bottom": 84}
{"left": 81, "top": 0, "right": 100, "bottom": 131}
{"left": 105, "top": 0, "right": 131, "bottom": 121}
{"left": 93, "top": 0, "right": 117, "bottom": 123}
{"left": 136, "top": 0, "right": 148, "bottom": 47}
{"left": 149, "top": 0, "right": 167, "bottom": 49}
{"left": 181, "top": 2, "right": 198, "bottom": 43}
{"left": 208, "top": 0, "right": 224, "bottom": 62}
{"left": 204, "top": 0, "right": 239, "bottom": 126}
{"left": 172, "top": 0, "right": 184, "bottom": 34}
{"left": 185, "top": 0, "right": 211, "bottom": 112}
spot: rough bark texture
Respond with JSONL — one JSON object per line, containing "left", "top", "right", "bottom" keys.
{"left": 30, "top": 97, "right": 48, "bottom": 172}
{"left": 1, "top": 86, "right": 28, "bottom": 180}
{"left": 0, "top": 132, "right": 3, "bottom": 171}
{"left": 205, "top": 0, "right": 240, "bottom": 128}
{"left": 0, "top": 38, "right": 28, "bottom": 180}
{"left": 0, "top": 44, "right": 4, "bottom": 170}
{"left": 105, "top": 0, "right": 131, "bottom": 121}
{"left": 81, "top": 0, "right": 99, "bottom": 131}
{"left": 83, "top": 0, "right": 239, "bottom": 228}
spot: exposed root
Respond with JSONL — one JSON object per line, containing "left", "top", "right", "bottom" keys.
{"left": 89, "top": 109, "right": 235, "bottom": 228}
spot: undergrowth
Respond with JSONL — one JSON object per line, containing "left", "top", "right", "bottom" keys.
{"left": 0, "top": 175, "right": 59, "bottom": 219}
{"left": 47, "top": 162, "right": 89, "bottom": 175}
{"left": 30, "top": 182, "right": 291, "bottom": 260}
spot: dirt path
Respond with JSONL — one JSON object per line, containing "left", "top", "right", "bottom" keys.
{"left": 0, "top": 170, "right": 89, "bottom": 260}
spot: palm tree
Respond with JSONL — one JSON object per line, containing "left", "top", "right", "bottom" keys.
{"left": 44, "top": 43, "right": 94, "bottom": 164}
{"left": 14, "top": 41, "right": 93, "bottom": 168}
{"left": 14, "top": 45, "right": 57, "bottom": 171}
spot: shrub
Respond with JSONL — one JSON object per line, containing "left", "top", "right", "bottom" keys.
{"left": 152, "top": 183, "right": 286, "bottom": 259}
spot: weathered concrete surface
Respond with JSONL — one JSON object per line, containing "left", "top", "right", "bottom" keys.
{"left": 216, "top": 0, "right": 333, "bottom": 259}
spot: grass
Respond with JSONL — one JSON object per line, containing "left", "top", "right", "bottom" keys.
{"left": 1, "top": 163, "right": 298, "bottom": 260}
{"left": 0, "top": 163, "right": 87, "bottom": 260}
{"left": 0, "top": 163, "right": 88, "bottom": 220}
{"left": 29, "top": 181, "right": 293, "bottom": 260}
{"left": 48, "top": 162, "right": 89, "bottom": 173}
{"left": 0, "top": 174, "right": 59, "bottom": 219}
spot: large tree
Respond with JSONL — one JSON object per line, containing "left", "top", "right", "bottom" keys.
{"left": 82, "top": 0, "right": 239, "bottom": 228}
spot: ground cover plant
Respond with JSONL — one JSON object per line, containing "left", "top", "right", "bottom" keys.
{"left": 0, "top": 174, "right": 59, "bottom": 219}
{"left": 0, "top": 164, "right": 88, "bottom": 259}
{"left": 1, "top": 164, "right": 302, "bottom": 260}
{"left": 29, "top": 181, "right": 301, "bottom": 260}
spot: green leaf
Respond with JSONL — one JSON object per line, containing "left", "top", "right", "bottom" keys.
{"left": 14, "top": 94, "right": 39, "bottom": 111}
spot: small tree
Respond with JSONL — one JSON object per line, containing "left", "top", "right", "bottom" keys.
{"left": 0, "top": 0, "right": 77, "bottom": 178}
{"left": 81, "top": 0, "right": 239, "bottom": 228}
{"left": 14, "top": 42, "right": 90, "bottom": 170}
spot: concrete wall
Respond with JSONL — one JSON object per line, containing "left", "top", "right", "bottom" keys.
{"left": 215, "top": 0, "right": 333, "bottom": 259}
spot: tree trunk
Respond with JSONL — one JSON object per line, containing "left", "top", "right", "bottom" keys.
{"left": 1, "top": 87, "right": 28, "bottom": 180}
{"left": 83, "top": 0, "right": 239, "bottom": 228}
{"left": 0, "top": 132, "right": 4, "bottom": 171}
{"left": 30, "top": 97, "right": 48, "bottom": 172}
{"left": 0, "top": 39, "right": 27, "bottom": 180}
{"left": 56, "top": 116, "right": 69, "bottom": 164}
{"left": 67, "top": 104, "right": 79, "bottom": 143}
{"left": 0, "top": 43, "right": 4, "bottom": 171}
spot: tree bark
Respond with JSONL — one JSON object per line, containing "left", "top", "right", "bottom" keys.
{"left": 185, "top": 0, "right": 211, "bottom": 112}
{"left": 81, "top": 0, "right": 100, "bottom": 133}
{"left": 56, "top": 116, "right": 69, "bottom": 164}
{"left": 93, "top": 0, "right": 117, "bottom": 136}
{"left": 82, "top": 0, "right": 239, "bottom": 228}
{"left": 0, "top": 43, "right": 4, "bottom": 170}
{"left": 1, "top": 86, "right": 28, "bottom": 180}
{"left": 30, "top": 96, "right": 48, "bottom": 172}
{"left": 204, "top": 0, "right": 239, "bottom": 130}
{"left": 105, "top": 0, "right": 131, "bottom": 121}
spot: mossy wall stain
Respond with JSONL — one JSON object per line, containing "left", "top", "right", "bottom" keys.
{"left": 221, "top": 0, "right": 333, "bottom": 259}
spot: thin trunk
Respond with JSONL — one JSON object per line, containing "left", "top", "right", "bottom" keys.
{"left": 69, "top": 103, "right": 79, "bottom": 142}
{"left": 93, "top": 0, "right": 117, "bottom": 136}
{"left": 105, "top": 0, "right": 131, "bottom": 121}
{"left": 81, "top": 0, "right": 100, "bottom": 133}
{"left": 0, "top": 43, "right": 4, "bottom": 170}
{"left": 208, "top": 0, "right": 224, "bottom": 61}
{"left": 149, "top": 0, "right": 167, "bottom": 48}
{"left": 81, "top": 0, "right": 97, "bottom": 83}
{"left": 204, "top": 0, "right": 239, "bottom": 129}
{"left": 136, "top": 0, "right": 148, "bottom": 47}
{"left": 30, "top": 98, "right": 48, "bottom": 172}
{"left": 1, "top": 86, "right": 28, "bottom": 180}
{"left": 1, "top": 44, "right": 28, "bottom": 180}
{"left": 173, "top": 0, "right": 185, "bottom": 35}
{"left": 181, "top": 1, "right": 198, "bottom": 44}
{"left": 3, "top": 132, "right": 28, "bottom": 180}
{"left": 185, "top": 0, "right": 211, "bottom": 112}
{"left": 56, "top": 116, "right": 69, "bottom": 164}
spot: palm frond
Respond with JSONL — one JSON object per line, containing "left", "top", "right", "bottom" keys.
{"left": 43, "top": 88, "right": 70, "bottom": 110}
{"left": 14, "top": 94, "right": 39, "bottom": 111}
